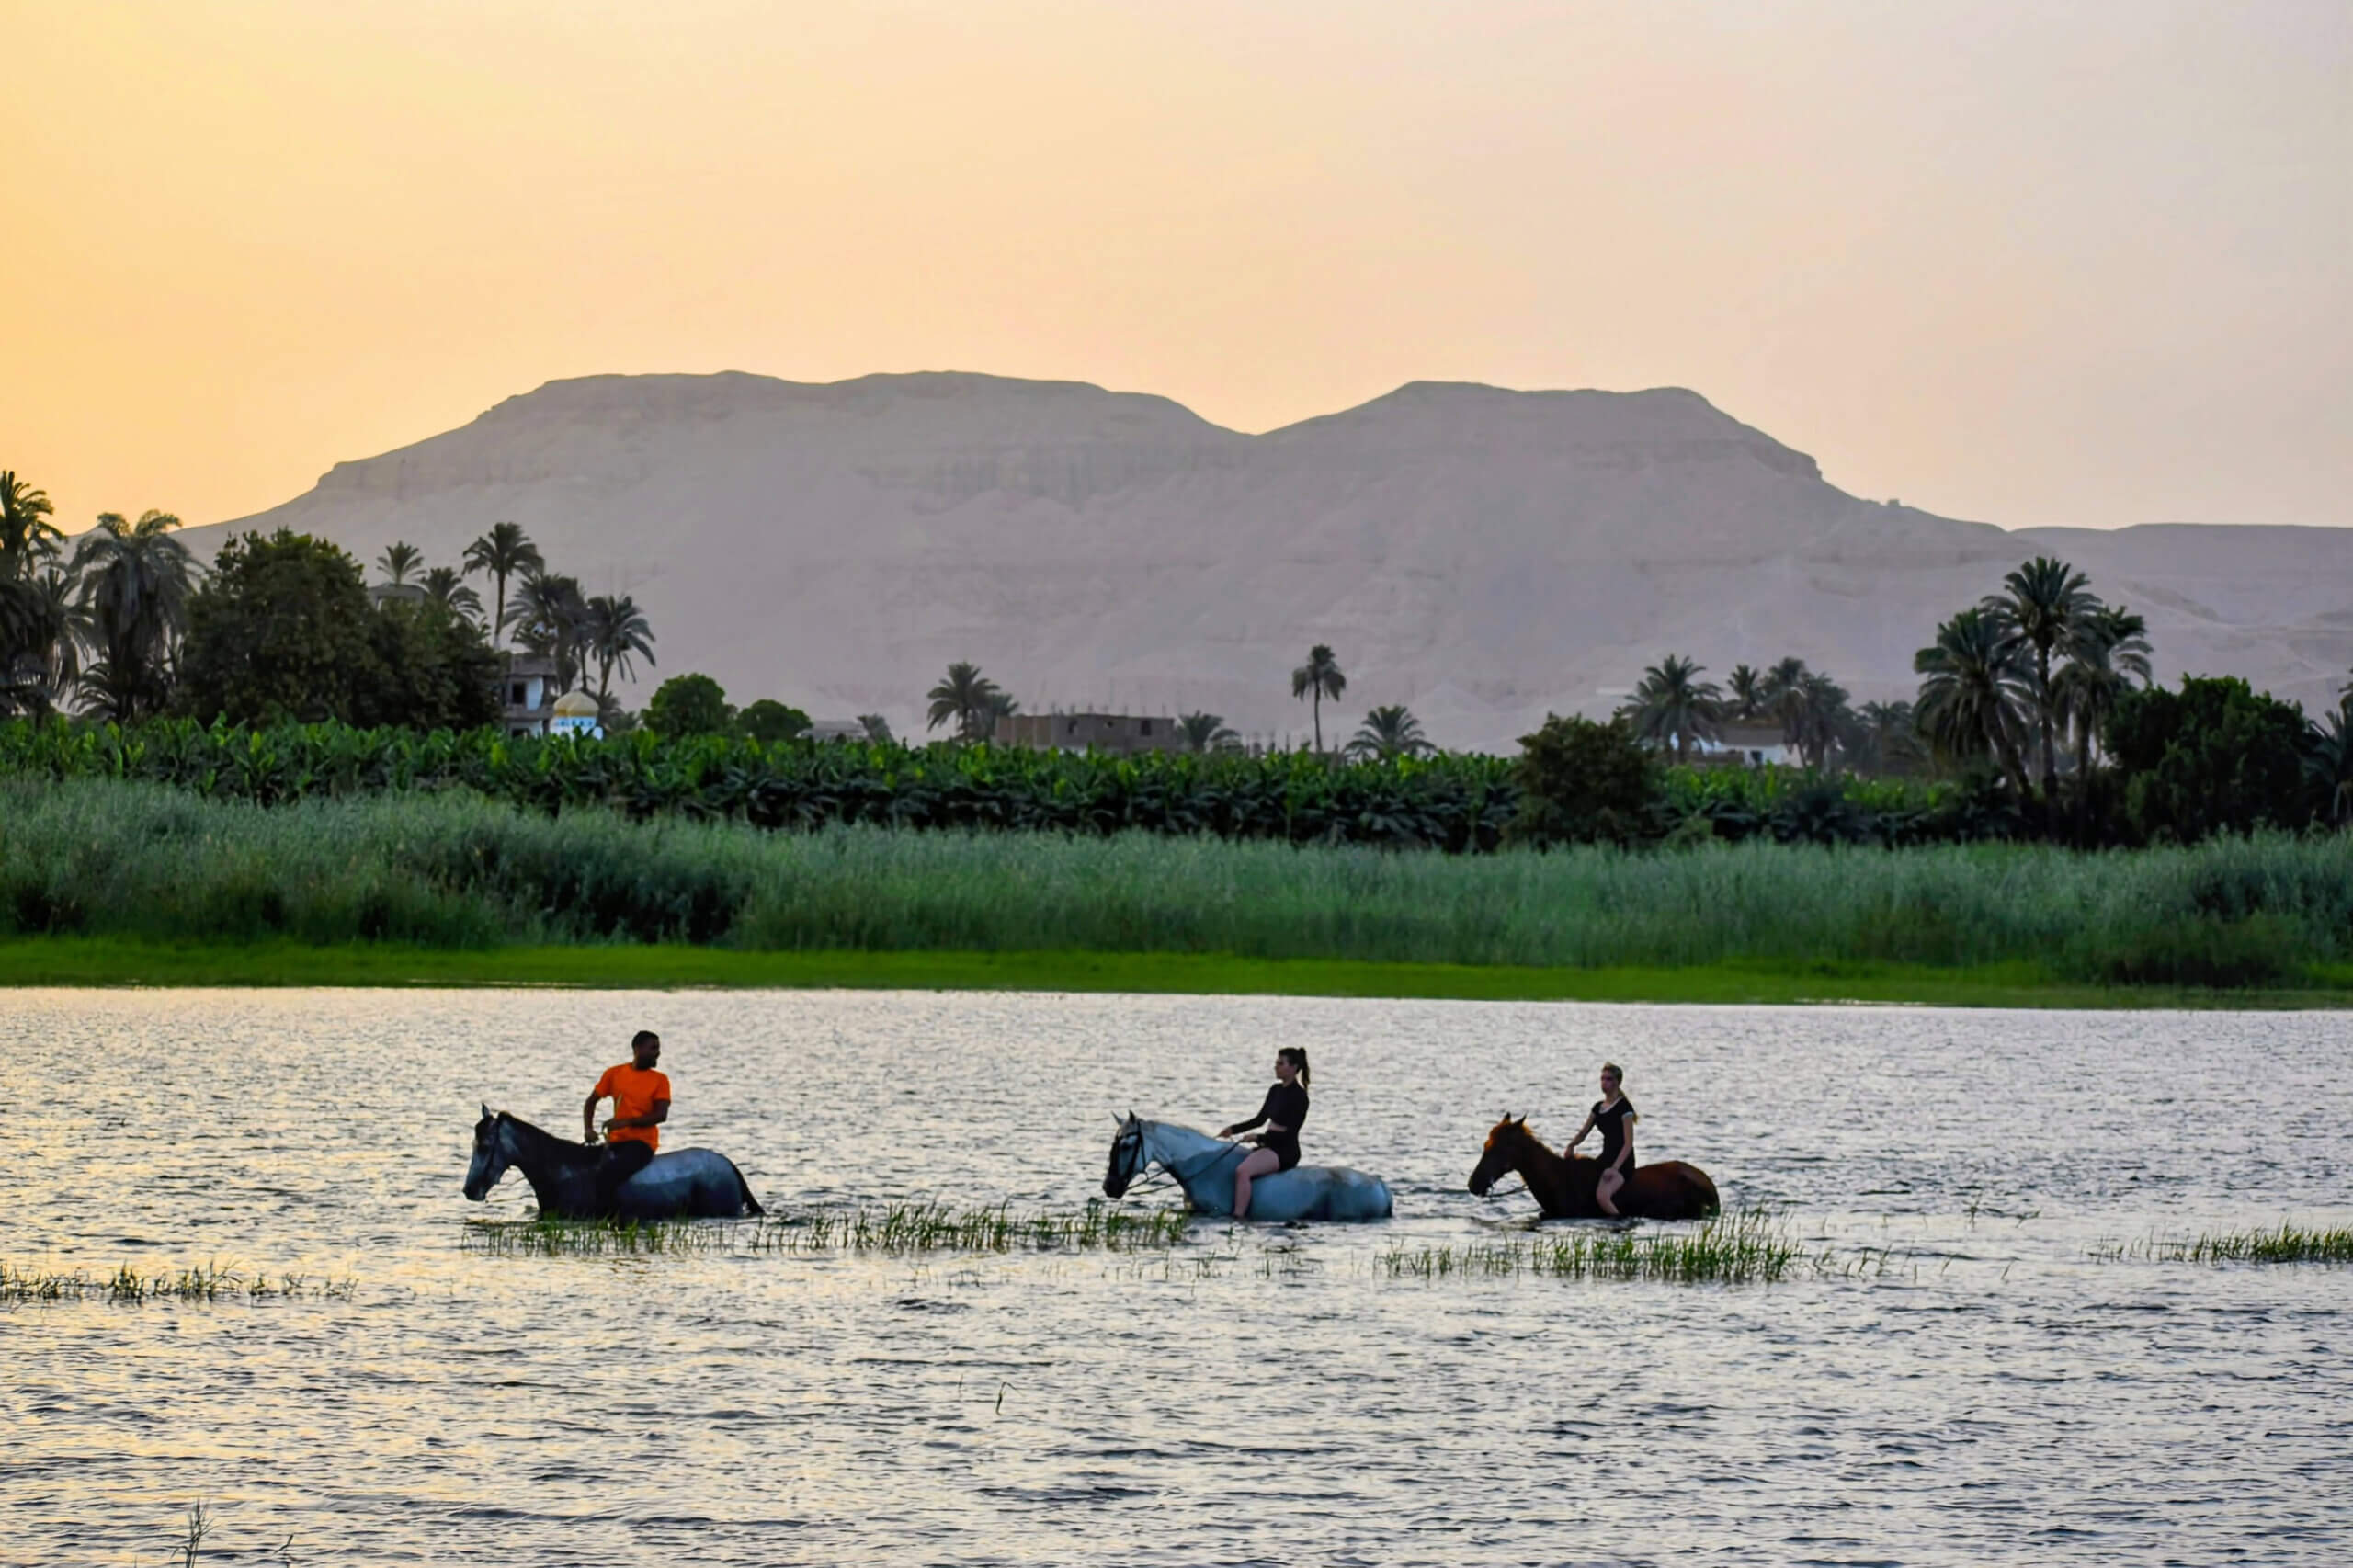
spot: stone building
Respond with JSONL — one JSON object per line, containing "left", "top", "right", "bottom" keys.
{"left": 997, "top": 711, "right": 1186, "bottom": 756}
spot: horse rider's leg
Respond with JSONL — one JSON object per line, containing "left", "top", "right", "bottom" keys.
{"left": 1596, "top": 1166, "right": 1623, "bottom": 1217}
{"left": 596, "top": 1141, "right": 654, "bottom": 1214}
{"left": 1232, "top": 1147, "right": 1280, "bottom": 1220}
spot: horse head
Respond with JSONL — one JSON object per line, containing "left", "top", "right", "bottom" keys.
{"left": 463, "top": 1105, "right": 510, "bottom": 1201}
{"left": 1468, "top": 1113, "right": 1534, "bottom": 1196}
{"left": 1102, "top": 1111, "right": 1145, "bottom": 1199}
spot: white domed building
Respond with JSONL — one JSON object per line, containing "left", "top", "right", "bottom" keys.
{"left": 551, "top": 689, "right": 603, "bottom": 739}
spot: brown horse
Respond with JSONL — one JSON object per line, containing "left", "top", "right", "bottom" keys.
{"left": 1467, "top": 1115, "right": 1719, "bottom": 1221}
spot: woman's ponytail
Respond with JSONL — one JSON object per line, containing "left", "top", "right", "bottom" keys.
{"left": 1280, "top": 1046, "right": 1311, "bottom": 1088}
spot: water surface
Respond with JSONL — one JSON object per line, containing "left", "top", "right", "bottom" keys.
{"left": 6, "top": 990, "right": 2348, "bottom": 1564}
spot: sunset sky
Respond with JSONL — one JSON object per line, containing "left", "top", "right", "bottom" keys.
{"left": 6, "top": 0, "right": 2347, "bottom": 533}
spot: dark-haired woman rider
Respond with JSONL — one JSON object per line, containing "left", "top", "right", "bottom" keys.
{"left": 1564, "top": 1062, "right": 1636, "bottom": 1217}
{"left": 1217, "top": 1047, "right": 1310, "bottom": 1220}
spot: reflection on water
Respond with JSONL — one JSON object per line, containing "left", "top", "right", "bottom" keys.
{"left": 5, "top": 989, "right": 2349, "bottom": 1564}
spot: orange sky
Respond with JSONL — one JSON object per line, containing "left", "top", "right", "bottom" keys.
{"left": 6, "top": 1, "right": 2347, "bottom": 532}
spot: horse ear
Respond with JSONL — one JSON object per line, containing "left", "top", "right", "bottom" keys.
{"left": 481, "top": 1102, "right": 492, "bottom": 1119}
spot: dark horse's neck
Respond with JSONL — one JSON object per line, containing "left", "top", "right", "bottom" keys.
{"left": 1508, "top": 1129, "right": 1600, "bottom": 1219}
{"left": 500, "top": 1112, "right": 601, "bottom": 1212}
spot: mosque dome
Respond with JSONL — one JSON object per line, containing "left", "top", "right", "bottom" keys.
{"left": 552, "top": 690, "right": 600, "bottom": 718}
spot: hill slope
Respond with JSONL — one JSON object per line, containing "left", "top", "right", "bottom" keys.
{"left": 188, "top": 371, "right": 2353, "bottom": 749}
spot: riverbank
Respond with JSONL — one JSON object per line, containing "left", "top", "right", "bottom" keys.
{"left": 6, "top": 937, "right": 2351, "bottom": 1006}
{"left": 9, "top": 779, "right": 2353, "bottom": 1001}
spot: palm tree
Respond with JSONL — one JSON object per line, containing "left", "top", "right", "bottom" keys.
{"left": 974, "top": 688, "right": 1019, "bottom": 742}
{"left": 1346, "top": 704, "right": 1433, "bottom": 762}
{"left": 461, "top": 522, "right": 543, "bottom": 650}
{"left": 1290, "top": 643, "right": 1347, "bottom": 753}
{"left": 1855, "top": 700, "right": 1922, "bottom": 775}
{"left": 2307, "top": 704, "right": 2353, "bottom": 826}
{"left": 926, "top": 662, "right": 1002, "bottom": 740}
{"left": 69, "top": 509, "right": 194, "bottom": 722}
{"left": 0, "top": 472, "right": 68, "bottom": 715}
{"left": 1625, "top": 654, "right": 1722, "bottom": 762}
{"left": 376, "top": 541, "right": 422, "bottom": 586}
{"left": 580, "top": 593, "right": 657, "bottom": 710}
{"left": 1724, "top": 663, "right": 1765, "bottom": 722}
{"left": 1760, "top": 656, "right": 1812, "bottom": 748}
{"left": 419, "top": 566, "right": 484, "bottom": 622}
{"left": 506, "top": 571, "right": 587, "bottom": 691}
{"left": 1985, "top": 556, "right": 2096, "bottom": 796}
{"left": 2052, "top": 603, "right": 2153, "bottom": 775}
{"left": 1, "top": 566, "right": 83, "bottom": 718}
{"left": 0, "top": 472, "right": 61, "bottom": 577}
{"left": 858, "top": 713, "right": 894, "bottom": 744}
{"left": 1790, "top": 671, "right": 1855, "bottom": 770}
{"left": 1177, "top": 711, "right": 1242, "bottom": 754}
{"left": 1915, "top": 607, "right": 2033, "bottom": 796}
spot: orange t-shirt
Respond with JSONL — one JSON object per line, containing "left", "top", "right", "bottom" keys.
{"left": 593, "top": 1063, "right": 672, "bottom": 1152}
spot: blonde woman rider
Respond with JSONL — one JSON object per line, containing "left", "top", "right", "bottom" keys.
{"left": 1564, "top": 1062, "right": 1636, "bottom": 1216}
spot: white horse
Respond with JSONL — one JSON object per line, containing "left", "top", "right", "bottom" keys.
{"left": 1102, "top": 1114, "right": 1393, "bottom": 1221}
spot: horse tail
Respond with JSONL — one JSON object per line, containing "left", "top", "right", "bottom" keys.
{"left": 734, "top": 1165, "right": 765, "bottom": 1217}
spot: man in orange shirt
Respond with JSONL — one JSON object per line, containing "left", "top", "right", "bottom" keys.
{"left": 582, "top": 1029, "right": 672, "bottom": 1210}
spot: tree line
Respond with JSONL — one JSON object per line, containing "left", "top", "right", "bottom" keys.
{"left": 917, "top": 642, "right": 1434, "bottom": 762}
{"left": 1, "top": 473, "right": 673, "bottom": 730}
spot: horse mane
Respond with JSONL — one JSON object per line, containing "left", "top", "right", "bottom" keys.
{"left": 498, "top": 1110, "right": 597, "bottom": 1172}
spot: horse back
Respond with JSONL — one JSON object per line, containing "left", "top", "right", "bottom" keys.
{"left": 619, "top": 1147, "right": 761, "bottom": 1220}
{"left": 1628, "top": 1160, "right": 1719, "bottom": 1220}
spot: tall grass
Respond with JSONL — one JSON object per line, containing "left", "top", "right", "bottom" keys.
{"left": 7, "top": 778, "right": 2353, "bottom": 983}
{"left": 463, "top": 1202, "right": 1193, "bottom": 1257}
{"left": 0, "top": 1259, "right": 357, "bottom": 1302}
{"left": 2090, "top": 1222, "right": 2353, "bottom": 1265}
{"left": 1380, "top": 1211, "right": 1803, "bottom": 1284}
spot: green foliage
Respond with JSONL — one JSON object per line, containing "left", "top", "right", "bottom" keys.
{"left": 1506, "top": 714, "right": 1659, "bottom": 846}
{"left": 2105, "top": 676, "right": 2316, "bottom": 841}
{"left": 0, "top": 718, "right": 1518, "bottom": 849}
{"left": 7, "top": 778, "right": 2353, "bottom": 990}
{"left": 176, "top": 530, "right": 376, "bottom": 723}
{"left": 362, "top": 597, "right": 501, "bottom": 731}
{"left": 176, "top": 530, "right": 498, "bottom": 731}
{"left": 644, "top": 673, "right": 734, "bottom": 739}
{"left": 738, "top": 699, "right": 811, "bottom": 744}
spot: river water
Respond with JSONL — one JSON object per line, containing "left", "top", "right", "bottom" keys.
{"left": 4, "top": 989, "right": 2348, "bottom": 1565}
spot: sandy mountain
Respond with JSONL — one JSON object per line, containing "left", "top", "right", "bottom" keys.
{"left": 185, "top": 371, "right": 2353, "bottom": 751}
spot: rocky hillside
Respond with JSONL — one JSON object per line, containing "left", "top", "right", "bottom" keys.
{"left": 185, "top": 371, "right": 2353, "bottom": 750}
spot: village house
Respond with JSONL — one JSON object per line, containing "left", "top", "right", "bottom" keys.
{"left": 1689, "top": 720, "right": 1795, "bottom": 767}
{"left": 500, "top": 654, "right": 560, "bottom": 737}
{"left": 997, "top": 711, "right": 1186, "bottom": 756}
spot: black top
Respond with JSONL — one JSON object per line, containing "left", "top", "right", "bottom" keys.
{"left": 1233, "top": 1081, "right": 1310, "bottom": 1166}
{"left": 1591, "top": 1096, "right": 1636, "bottom": 1172}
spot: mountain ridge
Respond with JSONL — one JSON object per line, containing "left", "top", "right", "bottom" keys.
{"left": 183, "top": 370, "right": 2352, "bottom": 748}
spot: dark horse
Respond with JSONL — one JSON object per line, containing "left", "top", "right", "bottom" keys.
{"left": 1468, "top": 1115, "right": 1719, "bottom": 1220}
{"left": 464, "top": 1107, "right": 764, "bottom": 1220}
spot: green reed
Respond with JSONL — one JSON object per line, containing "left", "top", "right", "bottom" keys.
{"left": 465, "top": 1201, "right": 1193, "bottom": 1258}
{"left": 1379, "top": 1211, "right": 1804, "bottom": 1285}
{"left": 7, "top": 777, "right": 2353, "bottom": 984}
{"left": 0, "top": 1259, "right": 356, "bottom": 1303}
{"left": 2089, "top": 1222, "right": 2353, "bottom": 1266}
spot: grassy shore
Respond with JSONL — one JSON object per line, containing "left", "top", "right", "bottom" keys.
{"left": 8, "top": 778, "right": 2353, "bottom": 1004}
{"left": 6, "top": 937, "right": 2352, "bottom": 1006}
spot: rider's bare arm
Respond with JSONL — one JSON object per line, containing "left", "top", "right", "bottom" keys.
{"left": 1566, "top": 1112, "right": 1597, "bottom": 1151}
{"left": 582, "top": 1090, "right": 606, "bottom": 1140}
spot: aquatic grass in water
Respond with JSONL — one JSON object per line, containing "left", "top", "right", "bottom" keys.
{"left": 2089, "top": 1222, "right": 2353, "bottom": 1266}
{"left": 0, "top": 1259, "right": 356, "bottom": 1303}
{"left": 464, "top": 1202, "right": 1194, "bottom": 1258}
{"left": 1380, "top": 1211, "right": 1804, "bottom": 1285}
